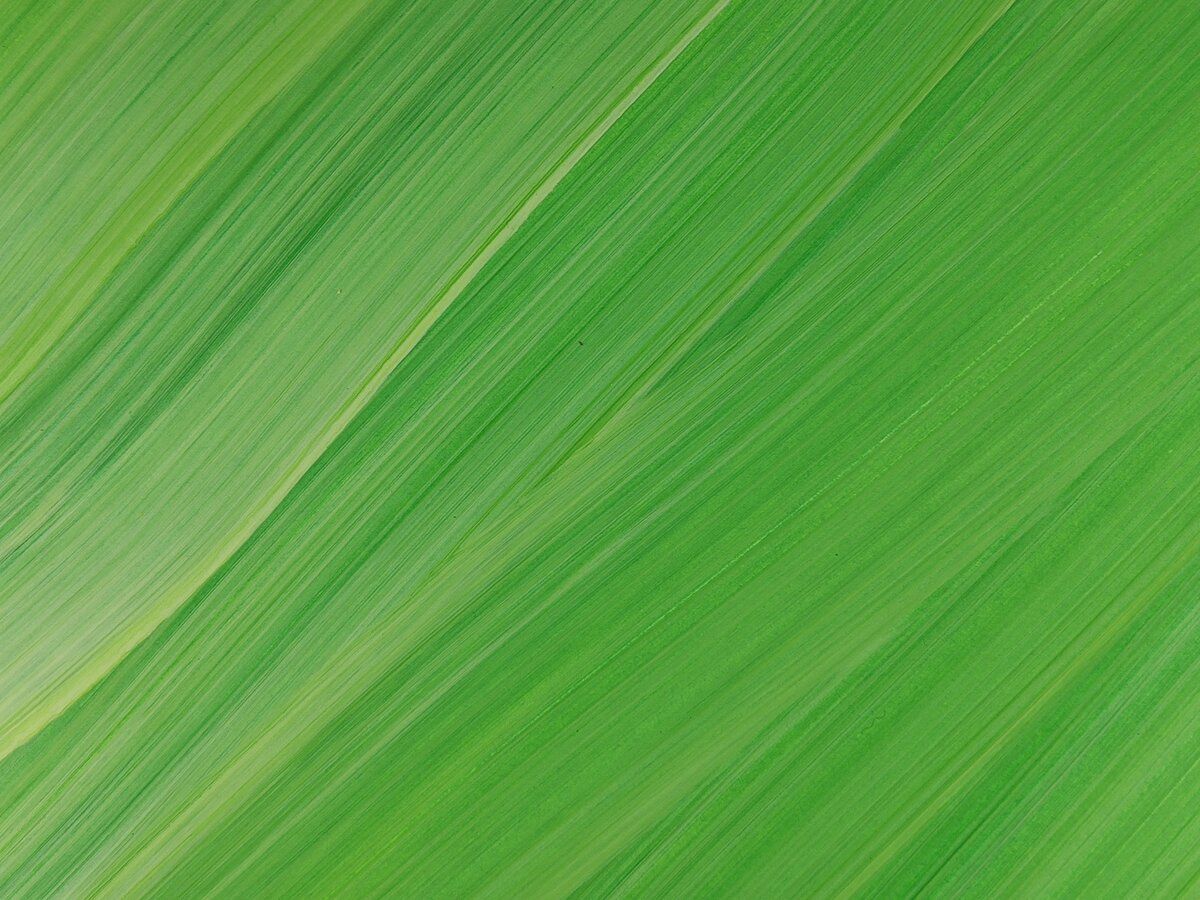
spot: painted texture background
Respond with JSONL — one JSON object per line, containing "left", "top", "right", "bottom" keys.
{"left": 1, "top": 0, "right": 1199, "bottom": 895}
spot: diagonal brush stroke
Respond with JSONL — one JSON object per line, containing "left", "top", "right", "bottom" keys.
{"left": 2, "top": 0, "right": 1200, "bottom": 896}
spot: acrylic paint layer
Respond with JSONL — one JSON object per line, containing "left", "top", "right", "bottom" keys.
{"left": 1, "top": 0, "right": 1199, "bottom": 896}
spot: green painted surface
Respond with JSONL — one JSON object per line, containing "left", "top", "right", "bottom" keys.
{"left": 1, "top": 0, "right": 1199, "bottom": 895}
